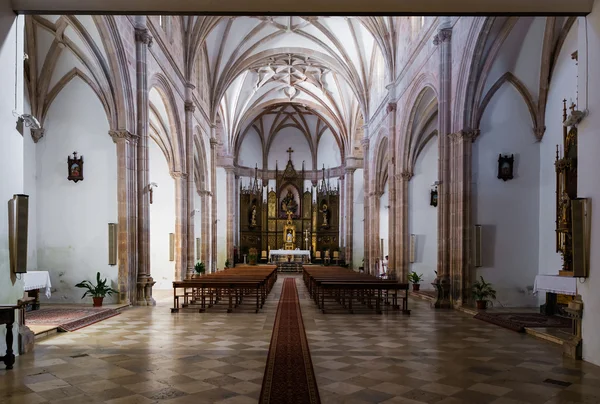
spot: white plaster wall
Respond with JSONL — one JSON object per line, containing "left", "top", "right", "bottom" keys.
{"left": 267, "top": 127, "right": 312, "bottom": 170}
{"left": 149, "top": 139, "right": 175, "bottom": 289}
{"left": 353, "top": 169, "right": 365, "bottom": 270}
{"left": 539, "top": 25, "right": 578, "bottom": 277}
{"left": 317, "top": 129, "right": 341, "bottom": 168}
{"left": 35, "top": 79, "right": 117, "bottom": 304}
{"left": 379, "top": 182, "right": 389, "bottom": 258}
{"left": 0, "top": 9, "right": 24, "bottom": 356}
{"left": 576, "top": 8, "right": 600, "bottom": 367}
{"left": 238, "top": 127, "right": 263, "bottom": 168}
{"left": 408, "top": 138, "right": 438, "bottom": 289}
{"left": 216, "top": 167, "right": 228, "bottom": 269}
{"left": 473, "top": 84, "right": 540, "bottom": 307}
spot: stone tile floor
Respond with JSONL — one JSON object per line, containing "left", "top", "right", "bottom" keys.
{"left": 1, "top": 276, "right": 600, "bottom": 404}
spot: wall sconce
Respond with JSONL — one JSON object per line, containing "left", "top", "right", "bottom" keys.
{"left": 108, "top": 223, "right": 117, "bottom": 266}
{"left": 148, "top": 182, "right": 158, "bottom": 204}
{"left": 497, "top": 154, "right": 514, "bottom": 181}
{"left": 409, "top": 234, "right": 416, "bottom": 263}
{"left": 430, "top": 186, "right": 438, "bottom": 207}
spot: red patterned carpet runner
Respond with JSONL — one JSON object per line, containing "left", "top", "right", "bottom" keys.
{"left": 26, "top": 308, "right": 119, "bottom": 332}
{"left": 260, "top": 278, "right": 321, "bottom": 404}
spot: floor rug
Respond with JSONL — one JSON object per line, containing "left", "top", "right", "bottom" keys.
{"left": 259, "top": 278, "right": 321, "bottom": 404}
{"left": 474, "top": 312, "right": 572, "bottom": 333}
{"left": 25, "top": 308, "right": 120, "bottom": 332}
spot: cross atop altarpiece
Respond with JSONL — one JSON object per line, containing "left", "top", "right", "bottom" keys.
{"left": 286, "top": 147, "right": 294, "bottom": 161}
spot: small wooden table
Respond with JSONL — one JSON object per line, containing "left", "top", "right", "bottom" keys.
{"left": 0, "top": 305, "right": 18, "bottom": 370}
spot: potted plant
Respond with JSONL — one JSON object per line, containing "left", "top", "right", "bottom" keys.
{"left": 224, "top": 259, "right": 230, "bottom": 269}
{"left": 248, "top": 253, "right": 257, "bottom": 265}
{"left": 194, "top": 262, "right": 206, "bottom": 278}
{"left": 472, "top": 276, "right": 497, "bottom": 310}
{"left": 408, "top": 271, "right": 424, "bottom": 292}
{"left": 75, "top": 272, "right": 118, "bottom": 307}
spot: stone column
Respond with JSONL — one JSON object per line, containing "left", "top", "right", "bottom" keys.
{"left": 344, "top": 168, "right": 355, "bottom": 268}
{"left": 371, "top": 192, "right": 381, "bottom": 273}
{"left": 172, "top": 171, "right": 187, "bottom": 281}
{"left": 184, "top": 88, "right": 195, "bottom": 280}
{"left": 451, "top": 130, "right": 478, "bottom": 304}
{"left": 134, "top": 25, "right": 155, "bottom": 305}
{"left": 110, "top": 130, "right": 138, "bottom": 304}
{"left": 339, "top": 174, "right": 345, "bottom": 259}
{"left": 225, "top": 167, "right": 235, "bottom": 265}
{"left": 210, "top": 136, "right": 218, "bottom": 272}
{"left": 433, "top": 25, "right": 453, "bottom": 308}
{"left": 234, "top": 174, "right": 240, "bottom": 259}
{"left": 387, "top": 102, "right": 397, "bottom": 274}
{"left": 201, "top": 190, "right": 211, "bottom": 266}
{"left": 361, "top": 137, "right": 370, "bottom": 273}
{"left": 397, "top": 172, "right": 412, "bottom": 281}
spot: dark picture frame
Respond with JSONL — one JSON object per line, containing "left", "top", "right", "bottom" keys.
{"left": 67, "top": 151, "right": 84, "bottom": 183}
{"left": 430, "top": 187, "right": 438, "bottom": 207}
{"left": 497, "top": 154, "right": 514, "bottom": 181}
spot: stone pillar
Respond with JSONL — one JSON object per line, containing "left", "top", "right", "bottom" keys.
{"left": 210, "top": 136, "right": 218, "bottom": 272}
{"left": 110, "top": 130, "right": 138, "bottom": 304}
{"left": 387, "top": 102, "right": 397, "bottom": 275}
{"left": 344, "top": 168, "right": 355, "bottom": 268}
{"left": 451, "top": 129, "right": 478, "bottom": 304}
{"left": 339, "top": 174, "right": 345, "bottom": 259}
{"left": 225, "top": 167, "right": 235, "bottom": 265}
{"left": 172, "top": 171, "right": 187, "bottom": 281}
{"left": 397, "top": 172, "right": 412, "bottom": 281}
{"left": 184, "top": 88, "right": 195, "bottom": 280}
{"left": 433, "top": 25, "right": 453, "bottom": 308}
{"left": 134, "top": 25, "right": 155, "bottom": 305}
{"left": 371, "top": 192, "right": 381, "bottom": 274}
{"left": 234, "top": 174, "right": 240, "bottom": 259}
{"left": 361, "top": 137, "right": 370, "bottom": 273}
{"left": 201, "top": 190, "right": 211, "bottom": 266}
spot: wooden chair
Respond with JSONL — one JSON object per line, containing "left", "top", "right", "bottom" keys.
{"left": 261, "top": 250, "right": 268, "bottom": 263}
{"left": 332, "top": 250, "right": 340, "bottom": 265}
{"left": 315, "top": 251, "right": 322, "bottom": 264}
{"left": 324, "top": 250, "right": 331, "bottom": 265}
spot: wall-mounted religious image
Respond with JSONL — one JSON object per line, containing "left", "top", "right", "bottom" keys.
{"left": 497, "top": 154, "right": 514, "bottom": 181}
{"left": 280, "top": 187, "right": 299, "bottom": 216}
{"left": 249, "top": 204, "right": 257, "bottom": 228}
{"left": 67, "top": 151, "right": 84, "bottom": 183}
{"left": 430, "top": 186, "right": 438, "bottom": 207}
{"left": 320, "top": 202, "right": 329, "bottom": 228}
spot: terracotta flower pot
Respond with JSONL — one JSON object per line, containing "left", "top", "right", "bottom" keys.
{"left": 476, "top": 300, "right": 487, "bottom": 310}
{"left": 93, "top": 297, "right": 104, "bottom": 307}
{"left": 412, "top": 284, "right": 420, "bottom": 292}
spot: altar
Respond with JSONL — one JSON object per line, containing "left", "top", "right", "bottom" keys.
{"left": 268, "top": 249, "right": 311, "bottom": 263}
{"left": 22, "top": 271, "right": 52, "bottom": 310}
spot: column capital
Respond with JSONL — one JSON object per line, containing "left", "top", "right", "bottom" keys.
{"left": 433, "top": 28, "right": 452, "bottom": 46}
{"left": 224, "top": 166, "right": 235, "bottom": 174}
{"left": 209, "top": 137, "right": 219, "bottom": 148}
{"left": 450, "top": 129, "right": 480, "bottom": 143}
{"left": 110, "top": 130, "right": 139, "bottom": 144}
{"left": 361, "top": 138, "right": 370, "bottom": 148}
{"left": 534, "top": 126, "right": 546, "bottom": 141}
{"left": 344, "top": 167, "right": 357, "bottom": 175}
{"left": 400, "top": 171, "right": 414, "bottom": 181}
{"left": 134, "top": 28, "right": 153, "bottom": 47}
{"left": 184, "top": 101, "right": 196, "bottom": 113}
{"left": 31, "top": 128, "right": 45, "bottom": 143}
{"left": 170, "top": 171, "right": 188, "bottom": 180}
{"left": 386, "top": 102, "right": 397, "bottom": 113}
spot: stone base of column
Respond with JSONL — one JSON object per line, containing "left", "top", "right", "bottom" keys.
{"left": 185, "top": 266, "right": 195, "bottom": 280}
{"left": 433, "top": 276, "right": 452, "bottom": 309}
{"left": 136, "top": 276, "right": 156, "bottom": 306}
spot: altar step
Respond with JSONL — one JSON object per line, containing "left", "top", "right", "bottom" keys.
{"left": 277, "top": 263, "right": 303, "bottom": 273}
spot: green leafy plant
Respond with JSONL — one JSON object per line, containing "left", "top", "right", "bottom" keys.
{"left": 75, "top": 272, "right": 118, "bottom": 299}
{"left": 224, "top": 259, "right": 230, "bottom": 268}
{"left": 248, "top": 254, "right": 257, "bottom": 264}
{"left": 408, "top": 271, "right": 424, "bottom": 284}
{"left": 472, "top": 276, "right": 497, "bottom": 305}
{"left": 195, "top": 262, "right": 206, "bottom": 274}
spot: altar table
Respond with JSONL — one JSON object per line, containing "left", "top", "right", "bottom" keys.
{"left": 268, "top": 249, "right": 311, "bottom": 261}
{"left": 533, "top": 275, "right": 577, "bottom": 296}
{"left": 23, "top": 271, "right": 52, "bottom": 310}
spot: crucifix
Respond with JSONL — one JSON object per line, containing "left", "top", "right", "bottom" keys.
{"left": 286, "top": 147, "right": 294, "bottom": 161}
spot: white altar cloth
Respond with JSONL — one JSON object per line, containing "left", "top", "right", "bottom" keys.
{"left": 533, "top": 275, "right": 577, "bottom": 296}
{"left": 268, "top": 249, "right": 311, "bottom": 260}
{"left": 23, "top": 271, "right": 52, "bottom": 298}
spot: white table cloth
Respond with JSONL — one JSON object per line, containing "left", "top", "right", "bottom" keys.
{"left": 533, "top": 275, "right": 577, "bottom": 296}
{"left": 268, "top": 249, "right": 311, "bottom": 260}
{"left": 23, "top": 271, "right": 52, "bottom": 298}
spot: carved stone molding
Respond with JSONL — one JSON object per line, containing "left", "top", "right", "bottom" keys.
{"left": 387, "top": 102, "right": 397, "bottom": 113}
{"left": 109, "top": 130, "right": 139, "bottom": 144}
{"left": 534, "top": 126, "right": 546, "bottom": 141}
{"left": 184, "top": 101, "right": 195, "bottom": 113}
{"left": 170, "top": 171, "right": 188, "bottom": 180}
{"left": 433, "top": 28, "right": 453, "bottom": 46}
{"left": 361, "top": 138, "right": 370, "bottom": 148}
{"left": 344, "top": 167, "right": 356, "bottom": 175}
{"left": 134, "top": 28, "right": 153, "bottom": 47}
{"left": 400, "top": 171, "right": 414, "bottom": 181}
{"left": 450, "top": 129, "right": 480, "bottom": 143}
{"left": 209, "top": 137, "right": 219, "bottom": 149}
{"left": 30, "top": 128, "right": 45, "bottom": 143}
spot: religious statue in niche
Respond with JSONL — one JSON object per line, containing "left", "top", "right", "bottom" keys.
{"left": 320, "top": 203, "right": 329, "bottom": 228}
{"left": 280, "top": 189, "right": 298, "bottom": 215}
{"left": 250, "top": 205, "right": 257, "bottom": 228}
{"left": 497, "top": 154, "right": 514, "bottom": 181}
{"left": 67, "top": 151, "right": 84, "bottom": 183}
{"left": 286, "top": 229, "right": 293, "bottom": 243}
